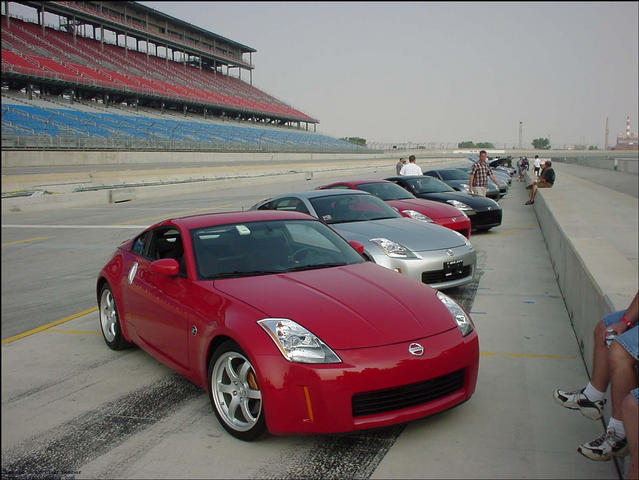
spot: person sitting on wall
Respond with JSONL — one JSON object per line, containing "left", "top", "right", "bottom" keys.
{"left": 525, "top": 160, "right": 554, "bottom": 205}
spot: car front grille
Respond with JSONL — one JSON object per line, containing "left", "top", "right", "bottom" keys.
{"left": 352, "top": 369, "right": 465, "bottom": 417}
{"left": 471, "top": 209, "right": 502, "bottom": 228}
{"left": 422, "top": 265, "right": 472, "bottom": 284}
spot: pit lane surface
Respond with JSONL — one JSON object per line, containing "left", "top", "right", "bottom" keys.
{"left": 1, "top": 165, "right": 618, "bottom": 479}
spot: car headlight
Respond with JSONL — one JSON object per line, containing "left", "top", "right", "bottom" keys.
{"left": 446, "top": 199, "right": 474, "bottom": 213}
{"left": 436, "top": 291, "right": 474, "bottom": 336}
{"left": 459, "top": 183, "right": 471, "bottom": 193}
{"left": 258, "top": 318, "right": 341, "bottom": 363}
{"left": 401, "top": 210, "right": 433, "bottom": 222}
{"left": 369, "top": 238, "right": 417, "bottom": 258}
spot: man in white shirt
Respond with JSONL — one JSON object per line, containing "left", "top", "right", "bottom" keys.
{"left": 533, "top": 155, "right": 542, "bottom": 177}
{"left": 400, "top": 155, "right": 423, "bottom": 176}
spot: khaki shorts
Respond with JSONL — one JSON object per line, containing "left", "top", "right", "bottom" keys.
{"left": 538, "top": 183, "right": 552, "bottom": 188}
{"left": 472, "top": 186, "right": 487, "bottom": 196}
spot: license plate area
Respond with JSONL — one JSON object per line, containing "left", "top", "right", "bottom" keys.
{"left": 443, "top": 259, "right": 464, "bottom": 278}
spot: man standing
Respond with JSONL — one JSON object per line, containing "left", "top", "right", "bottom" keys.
{"left": 399, "top": 155, "right": 423, "bottom": 176}
{"left": 395, "top": 157, "right": 406, "bottom": 175}
{"left": 469, "top": 150, "right": 500, "bottom": 197}
{"left": 533, "top": 155, "right": 542, "bottom": 177}
{"left": 525, "top": 160, "right": 555, "bottom": 205}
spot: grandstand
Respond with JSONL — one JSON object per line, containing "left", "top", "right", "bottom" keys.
{"left": 1, "top": 1, "right": 367, "bottom": 153}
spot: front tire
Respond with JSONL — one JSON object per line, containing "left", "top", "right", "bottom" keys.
{"left": 98, "top": 283, "right": 132, "bottom": 350}
{"left": 208, "top": 340, "right": 266, "bottom": 441}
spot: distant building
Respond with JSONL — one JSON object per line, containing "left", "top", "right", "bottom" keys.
{"left": 614, "top": 116, "right": 638, "bottom": 150}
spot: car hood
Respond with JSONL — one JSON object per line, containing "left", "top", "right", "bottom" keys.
{"left": 385, "top": 198, "right": 465, "bottom": 220}
{"left": 330, "top": 217, "right": 466, "bottom": 251}
{"left": 213, "top": 262, "right": 457, "bottom": 349}
{"left": 418, "top": 191, "right": 500, "bottom": 210}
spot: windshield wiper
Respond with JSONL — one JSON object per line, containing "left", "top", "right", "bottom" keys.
{"left": 284, "top": 262, "right": 346, "bottom": 272}
{"left": 208, "top": 270, "right": 282, "bottom": 279}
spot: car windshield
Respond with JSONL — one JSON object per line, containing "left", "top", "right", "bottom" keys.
{"left": 356, "top": 182, "right": 414, "bottom": 200}
{"left": 438, "top": 169, "right": 469, "bottom": 181}
{"left": 405, "top": 176, "right": 455, "bottom": 194}
{"left": 191, "top": 219, "right": 364, "bottom": 280}
{"left": 309, "top": 193, "right": 401, "bottom": 224}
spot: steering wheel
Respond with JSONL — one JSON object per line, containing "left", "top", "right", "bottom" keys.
{"left": 290, "top": 246, "right": 315, "bottom": 263}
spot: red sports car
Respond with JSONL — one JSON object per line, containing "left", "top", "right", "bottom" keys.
{"left": 317, "top": 180, "right": 472, "bottom": 238}
{"left": 97, "top": 210, "right": 479, "bottom": 440}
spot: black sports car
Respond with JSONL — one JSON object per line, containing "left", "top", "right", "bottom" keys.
{"left": 424, "top": 168, "right": 502, "bottom": 200}
{"left": 385, "top": 175, "right": 502, "bottom": 231}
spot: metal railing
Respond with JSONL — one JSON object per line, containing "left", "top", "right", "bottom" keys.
{"left": 0, "top": 134, "right": 375, "bottom": 153}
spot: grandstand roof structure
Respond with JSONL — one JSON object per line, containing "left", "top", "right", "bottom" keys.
{"left": 1, "top": 1, "right": 320, "bottom": 126}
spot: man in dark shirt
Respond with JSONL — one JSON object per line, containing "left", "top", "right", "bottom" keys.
{"left": 525, "top": 160, "right": 555, "bottom": 205}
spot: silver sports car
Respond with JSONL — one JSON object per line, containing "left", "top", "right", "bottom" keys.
{"left": 251, "top": 190, "right": 476, "bottom": 290}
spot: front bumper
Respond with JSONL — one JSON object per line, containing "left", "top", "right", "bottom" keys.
{"left": 257, "top": 327, "right": 479, "bottom": 435}
{"left": 434, "top": 215, "right": 472, "bottom": 239}
{"left": 470, "top": 207, "right": 502, "bottom": 230}
{"left": 371, "top": 243, "right": 476, "bottom": 290}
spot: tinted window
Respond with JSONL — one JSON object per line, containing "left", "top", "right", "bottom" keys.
{"left": 405, "top": 176, "right": 455, "bottom": 194}
{"left": 439, "top": 169, "right": 469, "bottom": 181}
{"left": 309, "top": 194, "right": 400, "bottom": 224}
{"left": 271, "top": 197, "right": 310, "bottom": 214}
{"left": 131, "top": 231, "right": 150, "bottom": 256}
{"left": 190, "top": 219, "right": 364, "bottom": 279}
{"left": 356, "top": 182, "right": 414, "bottom": 200}
{"left": 143, "top": 228, "right": 186, "bottom": 275}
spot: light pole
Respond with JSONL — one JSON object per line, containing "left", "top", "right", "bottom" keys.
{"left": 518, "top": 121, "right": 523, "bottom": 149}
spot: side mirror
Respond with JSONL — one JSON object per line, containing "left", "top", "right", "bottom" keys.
{"left": 349, "top": 241, "right": 365, "bottom": 255}
{"left": 151, "top": 258, "right": 179, "bottom": 276}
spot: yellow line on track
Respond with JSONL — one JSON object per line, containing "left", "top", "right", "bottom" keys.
{"left": 48, "top": 329, "right": 101, "bottom": 335}
{"left": 114, "top": 204, "right": 234, "bottom": 225}
{"left": 1, "top": 306, "right": 98, "bottom": 345}
{"left": 2, "top": 236, "right": 49, "bottom": 247}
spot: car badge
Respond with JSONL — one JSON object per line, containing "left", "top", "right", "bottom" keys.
{"left": 446, "top": 249, "right": 454, "bottom": 257}
{"left": 127, "top": 262, "right": 138, "bottom": 285}
{"left": 487, "top": 206, "right": 491, "bottom": 210}
{"left": 451, "top": 217, "right": 457, "bottom": 222}
{"left": 408, "top": 343, "right": 424, "bottom": 356}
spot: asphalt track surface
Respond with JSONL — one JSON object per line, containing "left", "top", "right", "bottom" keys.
{"left": 2, "top": 162, "right": 633, "bottom": 479}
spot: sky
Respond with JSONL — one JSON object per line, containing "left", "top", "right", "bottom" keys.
{"left": 9, "top": 2, "right": 639, "bottom": 148}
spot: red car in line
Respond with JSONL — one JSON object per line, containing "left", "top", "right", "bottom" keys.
{"left": 97, "top": 210, "right": 479, "bottom": 440}
{"left": 317, "top": 179, "right": 472, "bottom": 239}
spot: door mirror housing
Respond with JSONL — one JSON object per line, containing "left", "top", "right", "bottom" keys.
{"left": 151, "top": 258, "right": 179, "bottom": 276}
{"left": 349, "top": 241, "right": 365, "bottom": 255}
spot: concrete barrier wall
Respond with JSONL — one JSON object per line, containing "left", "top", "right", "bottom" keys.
{"left": 551, "top": 155, "right": 638, "bottom": 174}
{"left": 533, "top": 174, "right": 637, "bottom": 374}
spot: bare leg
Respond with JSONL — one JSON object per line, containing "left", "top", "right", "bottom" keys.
{"left": 609, "top": 341, "right": 638, "bottom": 421}
{"left": 590, "top": 321, "right": 610, "bottom": 392}
{"left": 622, "top": 393, "right": 638, "bottom": 479}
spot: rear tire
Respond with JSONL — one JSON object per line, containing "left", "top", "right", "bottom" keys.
{"left": 208, "top": 340, "right": 266, "bottom": 441}
{"left": 98, "top": 283, "right": 132, "bottom": 350}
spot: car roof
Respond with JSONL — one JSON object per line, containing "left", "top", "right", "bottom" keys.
{"left": 157, "top": 210, "right": 315, "bottom": 231}
{"left": 271, "top": 189, "right": 373, "bottom": 200}
{"left": 333, "top": 179, "right": 392, "bottom": 185}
